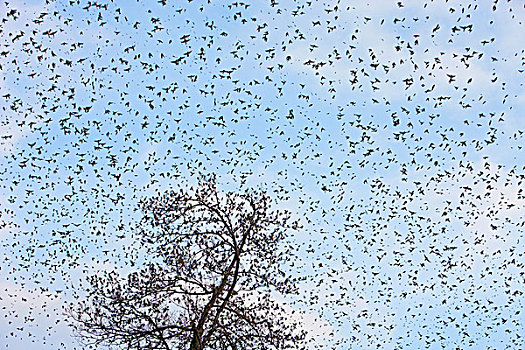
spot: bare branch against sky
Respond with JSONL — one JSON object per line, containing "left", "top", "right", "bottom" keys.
{"left": 66, "top": 174, "right": 306, "bottom": 350}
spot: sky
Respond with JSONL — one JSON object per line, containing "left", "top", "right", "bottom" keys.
{"left": 0, "top": 0, "right": 524, "bottom": 349}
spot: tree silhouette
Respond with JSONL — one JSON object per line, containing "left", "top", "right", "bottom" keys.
{"left": 67, "top": 174, "right": 305, "bottom": 350}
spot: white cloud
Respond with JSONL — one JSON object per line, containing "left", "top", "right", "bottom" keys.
{"left": 270, "top": 292, "right": 335, "bottom": 346}
{"left": 0, "top": 281, "right": 73, "bottom": 349}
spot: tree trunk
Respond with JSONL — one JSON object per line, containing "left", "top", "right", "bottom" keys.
{"left": 189, "top": 327, "right": 203, "bottom": 350}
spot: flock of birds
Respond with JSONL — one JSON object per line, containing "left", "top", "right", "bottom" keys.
{"left": 0, "top": 0, "right": 523, "bottom": 349}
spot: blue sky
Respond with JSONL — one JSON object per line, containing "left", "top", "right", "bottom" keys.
{"left": 1, "top": 0, "right": 524, "bottom": 349}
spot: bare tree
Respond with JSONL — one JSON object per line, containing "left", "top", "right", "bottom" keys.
{"left": 67, "top": 174, "right": 306, "bottom": 350}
